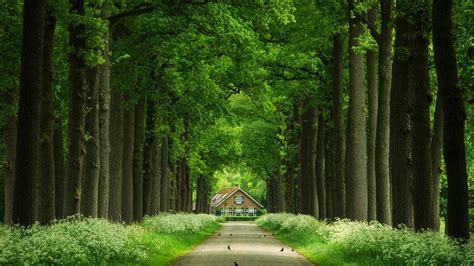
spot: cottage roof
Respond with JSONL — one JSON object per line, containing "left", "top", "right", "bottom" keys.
{"left": 210, "top": 186, "right": 264, "bottom": 208}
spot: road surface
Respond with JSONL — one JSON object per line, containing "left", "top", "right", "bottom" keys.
{"left": 173, "top": 221, "right": 314, "bottom": 266}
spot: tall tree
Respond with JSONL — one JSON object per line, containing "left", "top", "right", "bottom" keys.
{"left": 81, "top": 67, "right": 100, "bottom": 217}
{"left": 108, "top": 87, "right": 124, "bottom": 220}
{"left": 431, "top": 90, "right": 443, "bottom": 231}
{"left": 315, "top": 114, "right": 326, "bottom": 219}
{"left": 390, "top": 4, "right": 414, "bottom": 228}
{"left": 409, "top": 1, "right": 434, "bottom": 231}
{"left": 373, "top": 0, "right": 393, "bottom": 226}
{"left": 366, "top": 6, "right": 378, "bottom": 222}
{"left": 12, "top": 0, "right": 46, "bottom": 225}
{"left": 38, "top": 9, "right": 56, "bottom": 224}
{"left": 54, "top": 116, "right": 66, "bottom": 218}
{"left": 160, "top": 136, "right": 170, "bottom": 212}
{"left": 345, "top": 0, "right": 368, "bottom": 221}
{"left": 122, "top": 98, "right": 135, "bottom": 223}
{"left": 331, "top": 33, "right": 346, "bottom": 218}
{"left": 133, "top": 97, "right": 146, "bottom": 220}
{"left": 432, "top": 0, "right": 470, "bottom": 240}
{"left": 65, "top": 0, "right": 87, "bottom": 216}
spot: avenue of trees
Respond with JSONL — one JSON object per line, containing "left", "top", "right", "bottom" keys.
{"left": 0, "top": 0, "right": 472, "bottom": 241}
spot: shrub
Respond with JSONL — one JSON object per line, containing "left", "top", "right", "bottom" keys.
{"left": 142, "top": 213, "right": 220, "bottom": 234}
{"left": 0, "top": 216, "right": 147, "bottom": 265}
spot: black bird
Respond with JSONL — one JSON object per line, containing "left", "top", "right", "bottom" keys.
{"left": 291, "top": 248, "right": 294, "bottom": 252}
{"left": 234, "top": 262, "right": 238, "bottom": 266}
{"left": 228, "top": 245, "right": 231, "bottom": 251}
{"left": 218, "top": 233, "right": 221, "bottom": 236}
{"left": 280, "top": 247, "right": 284, "bottom": 252}
{"left": 230, "top": 233, "right": 233, "bottom": 236}
{"left": 264, "top": 234, "right": 266, "bottom": 238}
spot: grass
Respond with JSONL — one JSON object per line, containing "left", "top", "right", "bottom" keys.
{"left": 256, "top": 213, "right": 473, "bottom": 265}
{"left": 0, "top": 213, "right": 223, "bottom": 265}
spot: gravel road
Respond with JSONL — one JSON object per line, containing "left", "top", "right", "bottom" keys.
{"left": 173, "top": 221, "right": 314, "bottom": 266}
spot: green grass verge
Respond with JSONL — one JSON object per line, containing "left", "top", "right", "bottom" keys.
{"left": 137, "top": 222, "right": 221, "bottom": 265}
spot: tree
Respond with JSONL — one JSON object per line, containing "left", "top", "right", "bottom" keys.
{"left": 432, "top": 0, "right": 470, "bottom": 240}
{"left": 12, "top": 0, "right": 46, "bottom": 225}
{"left": 345, "top": 0, "right": 368, "bottom": 221}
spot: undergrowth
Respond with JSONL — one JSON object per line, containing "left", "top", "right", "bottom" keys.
{"left": 0, "top": 213, "right": 222, "bottom": 265}
{"left": 256, "top": 213, "right": 473, "bottom": 265}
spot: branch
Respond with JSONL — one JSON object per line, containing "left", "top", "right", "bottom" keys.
{"left": 361, "top": 14, "right": 381, "bottom": 45}
{"left": 108, "top": 3, "right": 156, "bottom": 28}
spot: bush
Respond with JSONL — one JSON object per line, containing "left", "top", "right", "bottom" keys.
{"left": 0, "top": 216, "right": 146, "bottom": 265}
{"left": 142, "top": 213, "right": 220, "bottom": 234}
{"left": 257, "top": 213, "right": 470, "bottom": 265}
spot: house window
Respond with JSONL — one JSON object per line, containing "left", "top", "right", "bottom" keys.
{"left": 235, "top": 195, "right": 244, "bottom": 204}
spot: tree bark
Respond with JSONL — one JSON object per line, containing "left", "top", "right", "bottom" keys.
{"left": 431, "top": 90, "right": 443, "bottom": 231}
{"left": 390, "top": 7, "right": 414, "bottom": 228}
{"left": 300, "top": 98, "right": 318, "bottom": 217}
{"left": 108, "top": 87, "right": 123, "bottom": 220}
{"left": 4, "top": 114, "right": 17, "bottom": 225}
{"left": 346, "top": 0, "right": 368, "bottom": 221}
{"left": 316, "top": 114, "right": 326, "bottom": 219}
{"left": 410, "top": 2, "right": 434, "bottom": 231}
{"left": 325, "top": 125, "right": 336, "bottom": 219}
{"left": 81, "top": 67, "right": 100, "bottom": 218}
{"left": 150, "top": 134, "right": 161, "bottom": 214}
{"left": 142, "top": 98, "right": 157, "bottom": 216}
{"left": 121, "top": 99, "right": 135, "bottom": 223}
{"left": 98, "top": 31, "right": 111, "bottom": 219}
{"left": 160, "top": 136, "right": 170, "bottom": 212}
{"left": 375, "top": 0, "right": 393, "bottom": 226}
{"left": 38, "top": 10, "right": 56, "bottom": 224}
{"left": 366, "top": 8, "right": 378, "bottom": 221}
{"left": 432, "top": 0, "right": 470, "bottom": 240}
{"left": 54, "top": 116, "right": 66, "bottom": 219}
{"left": 12, "top": 0, "right": 46, "bottom": 225}
{"left": 133, "top": 96, "right": 146, "bottom": 220}
{"left": 65, "top": 0, "right": 87, "bottom": 216}
{"left": 332, "top": 33, "right": 346, "bottom": 218}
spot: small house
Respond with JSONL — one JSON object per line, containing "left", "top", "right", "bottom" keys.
{"left": 210, "top": 186, "right": 264, "bottom": 216}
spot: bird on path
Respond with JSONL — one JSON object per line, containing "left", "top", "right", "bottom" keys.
{"left": 234, "top": 262, "right": 238, "bottom": 266}
{"left": 218, "top": 233, "right": 221, "bottom": 236}
{"left": 228, "top": 245, "right": 231, "bottom": 251}
{"left": 280, "top": 247, "right": 284, "bottom": 252}
{"left": 230, "top": 233, "right": 232, "bottom": 236}
{"left": 264, "top": 234, "right": 266, "bottom": 238}
{"left": 291, "top": 248, "right": 294, "bottom": 252}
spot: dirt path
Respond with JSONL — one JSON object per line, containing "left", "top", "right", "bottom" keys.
{"left": 173, "top": 221, "right": 314, "bottom": 266}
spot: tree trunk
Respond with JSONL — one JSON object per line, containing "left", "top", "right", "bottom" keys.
{"left": 108, "top": 87, "right": 123, "bottom": 221}
{"left": 390, "top": 8, "right": 414, "bottom": 228}
{"left": 375, "top": 0, "right": 393, "bottom": 225}
{"left": 300, "top": 98, "right": 318, "bottom": 217}
{"left": 12, "top": 0, "right": 46, "bottom": 225}
{"left": 150, "top": 138, "right": 161, "bottom": 214}
{"left": 366, "top": 6, "right": 378, "bottom": 222}
{"left": 65, "top": 0, "right": 87, "bottom": 216}
{"left": 316, "top": 114, "right": 326, "bottom": 219}
{"left": 325, "top": 125, "right": 336, "bottom": 219}
{"left": 81, "top": 67, "right": 100, "bottom": 218}
{"left": 346, "top": 0, "right": 368, "bottom": 221}
{"left": 54, "top": 116, "right": 66, "bottom": 218}
{"left": 410, "top": 2, "right": 434, "bottom": 231}
{"left": 432, "top": 0, "right": 470, "bottom": 240}
{"left": 196, "top": 175, "right": 205, "bottom": 213}
{"left": 4, "top": 114, "right": 17, "bottom": 225}
{"left": 121, "top": 98, "right": 135, "bottom": 223}
{"left": 98, "top": 31, "right": 111, "bottom": 219}
{"left": 160, "top": 136, "right": 170, "bottom": 212}
{"left": 143, "top": 98, "right": 157, "bottom": 216}
{"left": 38, "top": 11, "right": 56, "bottom": 224}
{"left": 332, "top": 33, "right": 346, "bottom": 218}
{"left": 133, "top": 97, "right": 146, "bottom": 221}
{"left": 431, "top": 90, "right": 443, "bottom": 231}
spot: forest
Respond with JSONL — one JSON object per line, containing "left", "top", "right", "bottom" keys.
{"left": 0, "top": 0, "right": 473, "bottom": 264}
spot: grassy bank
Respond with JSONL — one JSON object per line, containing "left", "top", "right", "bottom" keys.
{"left": 0, "top": 213, "right": 222, "bottom": 265}
{"left": 256, "top": 213, "right": 474, "bottom": 265}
